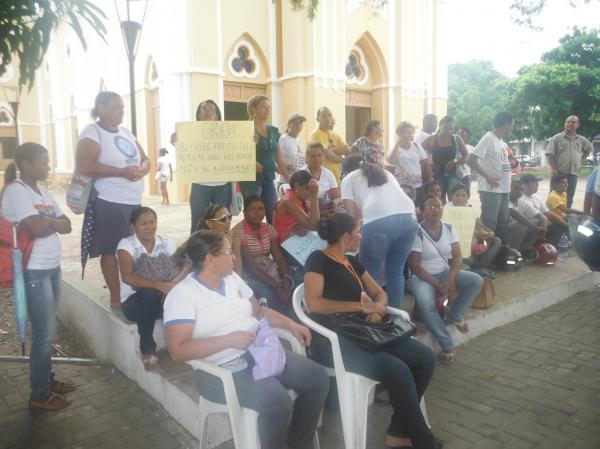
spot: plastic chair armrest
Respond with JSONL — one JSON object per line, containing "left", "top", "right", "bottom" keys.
{"left": 273, "top": 327, "right": 305, "bottom": 356}
{"left": 386, "top": 306, "right": 410, "bottom": 321}
{"left": 192, "top": 358, "right": 243, "bottom": 417}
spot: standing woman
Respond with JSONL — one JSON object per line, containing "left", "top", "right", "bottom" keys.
{"left": 1, "top": 143, "right": 74, "bottom": 410}
{"left": 156, "top": 148, "right": 173, "bottom": 206}
{"left": 76, "top": 91, "right": 150, "bottom": 309}
{"left": 240, "top": 95, "right": 291, "bottom": 224}
{"left": 341, "top": 159, "right": 417, "bottom": 307}
{"left": 350, "top": 120, "right": 385, "bottom": 164}
{"left": 387, "top": 121, "right": 432, "bottom": 202}
{"left": 188, "top": 100, "right": 232, "bottom": 233}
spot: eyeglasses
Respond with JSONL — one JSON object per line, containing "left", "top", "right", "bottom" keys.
{"left": 213, "top": 248, "right": 233, "bottom": 257}
{"left": 209, "top": 213, "right": 232, "bottom": 223}
{"left": 424, "top": 205, "right": 443, "bottom": 210}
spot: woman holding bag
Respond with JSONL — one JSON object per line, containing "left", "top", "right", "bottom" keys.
{"left": 1, "top": 143, "right": 73, "bottom": 410}
{"left": 163, "top": 230, "right": 328, "bottom": 449}
{"left": 304, "top": 213, "right": 440, "bottom": 449}
{"left": 408, "top": 195, "right": 483, "bottom": 365}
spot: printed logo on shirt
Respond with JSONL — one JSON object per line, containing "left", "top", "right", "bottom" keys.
{"left": 114, "top": 135, "right": 138, "bottom": 160}
{"left": 34, "top": 203, "right": 56, "bottom": 218}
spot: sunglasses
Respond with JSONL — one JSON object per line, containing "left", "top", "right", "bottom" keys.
{"left": 209, "top": 213, "right": 232, "bottom": 223}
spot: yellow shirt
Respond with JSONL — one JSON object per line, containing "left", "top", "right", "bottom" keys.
{"left": 546, "top": 191, "right": 567, "bottom": 219}
{"left": 308, "top": 128, "right": 347, "bottom": 183}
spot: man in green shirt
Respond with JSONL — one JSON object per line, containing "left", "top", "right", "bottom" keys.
{"left": 545, "top": 115, "right": 593, "bottom": 207}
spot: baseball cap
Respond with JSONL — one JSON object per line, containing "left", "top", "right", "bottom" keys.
{"left": 287, "top": 113, "right": 306, "bottom": 124}
{"left": 520, "top": 173, "right": 542, "bottom": 184}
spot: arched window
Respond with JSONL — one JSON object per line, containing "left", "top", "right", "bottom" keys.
{"left": 228, "top": 40, "right": 260, "bottom": 79}
{"left": 345, "top": 47, "right": 369, "bottom": 86}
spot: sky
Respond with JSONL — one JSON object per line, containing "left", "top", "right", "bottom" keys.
{"left": 447, "top": 0, "right": 600, "bottom": 77}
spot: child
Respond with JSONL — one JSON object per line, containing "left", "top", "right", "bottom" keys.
{"left": 449, "top": 184, "right": 500, "bottom": 278}
{"left": 417, "top": 180, "right": 442, "bottom": 221}
{"left": 1, "top": 143, "right": 74, "bottom": 410}
{"left": 156, "top": 148, "right": 173, "bottom": 205}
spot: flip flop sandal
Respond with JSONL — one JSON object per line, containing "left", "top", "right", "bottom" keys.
{"left": 51, "top": 379, "right": 79, "bottom": 394}
{"left": 451, "top": 318, "right": 469, "bottom": 334}
{"left": 142, "top": 354, "right": 159, "bottom": 372}
{"left": 438, "top": 351, "right": 455, "bottom": 365}
{"left": 29, "top": 392, "right": 72, "bottom": 411}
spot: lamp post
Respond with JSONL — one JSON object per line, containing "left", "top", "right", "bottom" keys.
{"left": 115, "top": 0, "right": 148, "bottom": 137}
{"left": 9, "top": 100, "right": 19, "bottom": 146}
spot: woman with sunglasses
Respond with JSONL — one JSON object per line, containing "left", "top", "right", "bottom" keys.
{"left": 407, "top": 195, "right": 483, "bottom": 365}
{"left": 196, "top": 203, "right": 232, "bottom": 242}
{"left": 231, "top": 195, "right": 294, "bottom": 316}
{"left": 164, "top": 230, "right": 328, "bottom": 449}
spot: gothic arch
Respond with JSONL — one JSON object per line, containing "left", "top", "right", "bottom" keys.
{"left": 224, "top": 33, "right": 271, "bottom": 84}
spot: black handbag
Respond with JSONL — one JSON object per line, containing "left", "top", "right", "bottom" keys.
{"left": 330, "top": 312, "right": 417, "bottom": 352}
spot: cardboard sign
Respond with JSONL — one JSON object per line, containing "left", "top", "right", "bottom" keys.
{"left": 281, "top": 231, "right": 328, "bottom": 266}
{"left": 443, "top": 205, "right": 481, "bottom": 257}
{"left": 175, "top": 121, "right": 256, "bottom": 183}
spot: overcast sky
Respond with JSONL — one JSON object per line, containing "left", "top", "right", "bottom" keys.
{"left": 447, "top": 0, "right": 600, "bottom": 77}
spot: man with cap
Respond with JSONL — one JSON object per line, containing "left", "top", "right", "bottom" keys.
{"left": 545, "top": 115, "right": 593, "bottom": 207}
{"left": 276, "top": 113, "right": 306, "bottom": 195}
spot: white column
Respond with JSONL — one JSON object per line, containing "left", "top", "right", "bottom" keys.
{"left": 268, "top": 0, "right": 282, "bottom": 128}
{"left": 387, "top": 0, "right": 397, "bottom": 146}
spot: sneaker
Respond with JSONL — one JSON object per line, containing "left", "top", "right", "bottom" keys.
{"left": 29, "top": 392, "right": 72, "bottom": 411}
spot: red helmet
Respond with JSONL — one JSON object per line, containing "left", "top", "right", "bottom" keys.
{"left": 472, "top": 240, "right": 488, "bottom": 256}
{"left": 536, "top": 243, "right": 558, "bottom": 265}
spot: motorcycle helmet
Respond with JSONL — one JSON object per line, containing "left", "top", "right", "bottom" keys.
{"left": 494, "top": 245, "right": 523, "bottom": 271}
{"left": 536, "top": 243, "right": 558, "bottom": 265}
{"left": 472, "top": 239, "right": 488, "bottom": 256}
{"left": 572, "top": 218, "right": 600, "bottom": 271}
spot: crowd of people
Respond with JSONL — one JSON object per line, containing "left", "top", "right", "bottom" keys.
{"left": 4, "top": 88, "right": 598, "bottom": 449}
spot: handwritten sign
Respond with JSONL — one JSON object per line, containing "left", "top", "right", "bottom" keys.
{"left": 175, "top": 121, "right": 255, "bottom": 183}
{"left": 281, "top": 231, "right": 328, "bottom": 266}
{"left": 443, "top": 205, "right": 481, "bottom": 257}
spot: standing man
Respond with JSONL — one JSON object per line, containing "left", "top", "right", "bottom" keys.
{"left": 468, "top": 111, "right": 514, "bottom": 244}
{"left": 545, "top": 115, "right": 593, "bottom": 207}
{"left": 276, "top": 113, "right": 306, "bottom": 196}
{"left": 308, "top": 107, "right": 350, "bottom": 184}
{"left": 414, "top": 114, "right": 438, "bottom": 146}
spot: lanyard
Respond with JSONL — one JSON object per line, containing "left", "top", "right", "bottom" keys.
{"left": 323, "top": 249, "right": 364, "bottom": 292}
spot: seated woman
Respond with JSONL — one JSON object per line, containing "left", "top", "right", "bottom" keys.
{"left": 302, "top": 142, "right": 341, "bottom": 216}
{"left": 196, "top": 203, "right": 233, "bottom": 242}
{"left": 408, "top": 195, "right": 483, "bottom": 365}
{"left": 417, "top": 181, "right": 442, "bottom": 221}
{"left": 116, "top": 207, "right": 190, "bottom": 371}
{"left": 163, "top": 230, "right": 329, "bottom": 449}
{"left": 231, "top": 195, "right": 295, "bottom": 316}
{"left": 273, "top": 170, "right": 321, "bottom": 280}
{"left": 304, "top": 213, "right": 440, "bottom": 449}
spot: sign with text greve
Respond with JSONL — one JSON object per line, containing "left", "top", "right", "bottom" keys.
{"left": 175, "top": 121, "right": 256, "bottom": 183}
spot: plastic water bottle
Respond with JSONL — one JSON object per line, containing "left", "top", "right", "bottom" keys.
{"left": 558, "top": 234, "right": 569, "bottom": 262}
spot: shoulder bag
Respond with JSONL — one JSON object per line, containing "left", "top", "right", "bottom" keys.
{"left": 67, "top": 125, "right": 99, "bottom": 214}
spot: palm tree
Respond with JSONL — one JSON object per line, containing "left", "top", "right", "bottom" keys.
{"left": 0, "top": 0, "right": 106, "bottom": 89}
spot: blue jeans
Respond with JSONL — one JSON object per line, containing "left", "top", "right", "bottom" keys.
{"left": 121, "top": 287, "right": 163, "bottom": 355}
{"left": 479, "top": 191, "right": 510, "bottom": 244}
{"left": 25, "top": 266, "right": 61, "bottom": 401}
{"left": 240, "top": 177, "right": 277, "bottom": 224}
{"left": 408, "top": 270, "right": 483, "bottom": 352}
{"left": 359, "top": 213, "right": 418, "bottom": 307}
{"left": 189, "top": 183, "right": 232, "bottom": 233}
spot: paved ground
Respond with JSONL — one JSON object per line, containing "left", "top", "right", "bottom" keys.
{"left": 4, "top": 287, "right": 596, "bottom": 449}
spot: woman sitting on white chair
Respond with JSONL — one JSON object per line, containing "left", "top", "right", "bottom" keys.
{"left": 304, "top": 213, "right": 440, "bottom": 449}
{"left": 163, "top": 230, "right": 328, "bottom": 449}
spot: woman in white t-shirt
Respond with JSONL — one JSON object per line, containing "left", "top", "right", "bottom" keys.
{"left": 387, "top": 121, "right": 432, "bottom": 201}
{"left": 163, "top": 230, "right": 328, "bottom": 449}
{"left": 1, "top": 143, "right": 73, "bottom": 410}
{"left": 408, "top": 195, "right": 483, "bottom": 365}
{"left": 76, "top": 91, "right": 151, "bottom": 309}
{"left": 340, "top": 155, "right": 418, "bottom": 307}
{"left": 155, "top": 148, "right": 173, "bottom": 206}
{"left": 303, "top": 142, "right": 340, "bottom": 215}
{"left": 116, "top": 207, "right": 190, "bottom": 371}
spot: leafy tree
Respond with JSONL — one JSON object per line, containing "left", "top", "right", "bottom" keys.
{"left": 542, "top": 26, "right": 600, "bottom": 68}
{"left": 0, "top": 0, "right": 106, "bottom": 89}
{"left": 286, "top": 0, "right": 386, "bottom": 20}
{"left": 447, "top": 60, "right": 509, "bottom": 142}
{"left": 510, "top": 0, "right": 597, "bottom": 30}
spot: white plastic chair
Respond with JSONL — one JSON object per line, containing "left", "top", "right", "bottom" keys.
{"left": 293, "top": 283, "right": 428, "bottom": 449}
{"left": 195, "top": 327, "right": 319, "bottom": 449}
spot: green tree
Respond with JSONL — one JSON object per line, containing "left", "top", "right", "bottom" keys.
{"left": 542, "top": 26, "right": 600, "bottom": 68}
{"left": 286, "top": 0, "right": 386, "bottom": 20}
{"left": 447, "top": 60, "right": 509, "bottom": 142}
{"left": 0, "top": 0, "right": 106, "bottom": 89}
{"left": 510, "top": 0, "right": 597, "bottom": 30}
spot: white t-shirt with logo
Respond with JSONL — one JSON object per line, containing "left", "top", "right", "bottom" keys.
{"left": 79, "top": 123, "right": 145, "bottom": 205}
{"left": 116, "top": 233, "right": 177, "bottom": 302}
{"left": 386, "top": 142, "right": 428, "bottom": 188}
{"left": 341, "top": 168, "right": 415, "bottom": 225}
{"left": 509, "top": 197, "right": 541, "bottom": 223}
{"left": 410, "top": 222, "right": 458, "bottom": 275}
{"left": 472, "top": 131, "right": 511, "bottom": 194}
{"left": 163, "top": 272, "right": 257, "bottom": 367}
{"left": 303, "top": 165, "right": 338, "bottom": 200}
{"left": 277, "top": 134, "right": 305, "bottom": 183}
{"left": 0, "top": 180, "right": 64, "bottom": 270}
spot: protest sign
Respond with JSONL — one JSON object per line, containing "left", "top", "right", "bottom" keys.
{"left": 281, "top": 232, "right": 328, "bottom": 266}
{"left": 443, "top": 205, "right": 480, "bottom": 257}
{"left": 175, "top": 121, "right": 255, "bottom": 183}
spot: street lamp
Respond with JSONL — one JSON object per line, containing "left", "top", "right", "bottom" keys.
{"left": 115, "top": 0, "right": 148, "bottom": 137}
